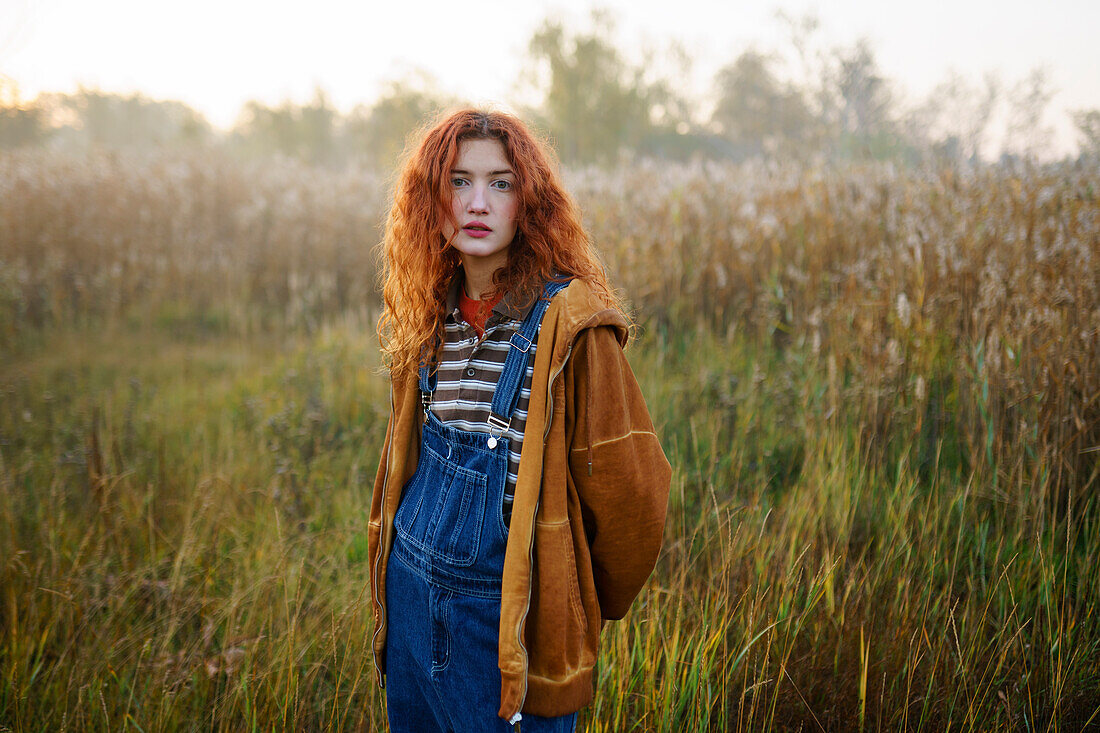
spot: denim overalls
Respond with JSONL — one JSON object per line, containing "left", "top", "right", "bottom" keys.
{"left": 385, "top": 280, "right": 577, "bottom": 733}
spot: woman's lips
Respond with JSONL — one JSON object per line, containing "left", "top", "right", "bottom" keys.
{"left": 462, "top": 222, "right": 492, "bottom": 238}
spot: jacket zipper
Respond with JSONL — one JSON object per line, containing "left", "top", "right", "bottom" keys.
{"left": 511, "top": 494, "right": 539, "bottom": 725}
{"left": 512, "top": 340, "right": 576, "bottom": 719}
{"left": 371, "top": 385, "right": 397, "bottom": 687}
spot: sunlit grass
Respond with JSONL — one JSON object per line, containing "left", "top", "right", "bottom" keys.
{"left": 585, "top": 326, "right": 1100, "bottom": 730}
{"left": 2, "top": 152, "right": 1098, "bottom": 729}
{"left": 3, "top": 320, "right": 1097, "bottom": 730}
{"left": 1, "top": 321, "right": 389, "bottom": 731}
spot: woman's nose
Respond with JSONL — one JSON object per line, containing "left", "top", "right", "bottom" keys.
{"left": 467, "top": 185, "right": 489, "bottom": 213}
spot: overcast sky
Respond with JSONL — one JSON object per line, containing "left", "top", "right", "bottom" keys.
{"left": 3, "top": 0, "right": 1098, "bottom": 155}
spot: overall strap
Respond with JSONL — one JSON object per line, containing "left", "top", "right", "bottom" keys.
{"left": 418, "top": 332, "right": 440, "bottom": 413}
{"left": 418, "top": 353, "right": 436, "bottom": 416}
{"left": 486, "top": 279, "right": 571, "bottom": 435}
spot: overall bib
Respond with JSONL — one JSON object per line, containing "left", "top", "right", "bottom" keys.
{"left": 385, "top": 280, "right": 577, "bottom": 733}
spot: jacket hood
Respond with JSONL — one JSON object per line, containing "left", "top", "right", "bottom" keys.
{"left": 546, "top": 280, "right": 630, "bottom": 366}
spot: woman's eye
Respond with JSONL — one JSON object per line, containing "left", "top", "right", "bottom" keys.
{"left": 491, "top": 179, "right": 513, "bottom": 191}
{"left": 451, "top": 177, "right": 468, "bottom": 188}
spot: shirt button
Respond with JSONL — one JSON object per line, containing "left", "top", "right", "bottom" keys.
{"left": 466, "top": 367, "right": 476, "bottom": 377}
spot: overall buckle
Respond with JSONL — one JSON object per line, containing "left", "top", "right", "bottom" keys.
{"left": 509, "top": 331, "right": 533, "bottom": 353}
{"left": 486, "top": 413, "right": 510, "bottom": 449}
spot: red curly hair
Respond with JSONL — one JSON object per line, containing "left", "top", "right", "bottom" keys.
{"left": 378, "top": 108, "right": 627, "bottom": 378}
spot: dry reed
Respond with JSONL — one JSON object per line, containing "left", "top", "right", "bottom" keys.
{"left": 2, "top": 150, "right": 1098, "bottom": 730}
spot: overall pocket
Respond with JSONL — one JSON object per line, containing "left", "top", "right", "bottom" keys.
{"left": 393, "top": 441, "right": 488, "bottom": 568}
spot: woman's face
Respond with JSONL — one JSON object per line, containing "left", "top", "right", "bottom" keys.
{"left": 441, "top": 138, "right": 519, "bottom": 276}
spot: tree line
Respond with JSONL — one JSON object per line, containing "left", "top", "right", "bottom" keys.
{"left": 2, "top": 12, "right": 1097, "bottom": 166}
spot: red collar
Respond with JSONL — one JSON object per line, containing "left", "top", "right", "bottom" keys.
{"left": 458, "top": 288, "right": 503, "bottom": 338}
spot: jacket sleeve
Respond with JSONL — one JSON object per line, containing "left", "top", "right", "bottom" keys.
{"left": 566, "top": 325, "right": 671, "bottom": 620}
{"left": 367, "top": 407, "right": 394, "bottom": 604}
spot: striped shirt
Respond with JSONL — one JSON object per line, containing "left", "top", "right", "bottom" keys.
{"left": 426, "top": 275, "right": 543, "bottom": 525}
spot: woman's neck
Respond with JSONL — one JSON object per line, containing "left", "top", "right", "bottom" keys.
{"left": 460, "top": 256, "right": 505, "bottom": 300}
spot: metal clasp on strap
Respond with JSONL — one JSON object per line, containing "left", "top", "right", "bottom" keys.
{"left": 509, "top": 331, "right": 533, "bottom": 353}
{"left": 486, "top": 413, "right": 510, "bottom": 448}
{"left": 421, "top": 390, "right": 431, "bottom": 421}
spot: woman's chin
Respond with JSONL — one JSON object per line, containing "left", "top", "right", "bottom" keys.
{"left": 454, "top": 240, "right": 512, "bottom": 264}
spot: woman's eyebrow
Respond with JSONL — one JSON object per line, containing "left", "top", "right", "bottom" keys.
{"left": 451, "top": 168, "right": 515, "bottom": 177}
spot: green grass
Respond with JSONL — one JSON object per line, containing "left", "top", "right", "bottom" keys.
{"left": 1, "top": 320, "right": 388, "bottom": 731}
{"left": 2, "top": 318, "right": 1098, "bottom": 731}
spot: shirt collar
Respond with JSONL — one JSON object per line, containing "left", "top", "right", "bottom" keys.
{"left": 445, "top": 270, "right": 539, "bottom": 324}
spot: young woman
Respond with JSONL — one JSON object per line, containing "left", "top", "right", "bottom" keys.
{"left": 368, "top": 109, "right": 670, "bottom": 732}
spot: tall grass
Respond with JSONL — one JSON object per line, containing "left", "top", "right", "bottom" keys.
{"left": 0, "top": 150, "right": 385, "bottom": 338}
{"left": 4, "top": 152, "right": 1094, "bottom": 496}
{"left": 2, "top": 324, "right": 390, "bottom": 730}
{"left": 587, "top": 328, "right": 1099, "bottom": 730}
{"left": 2, "top": 151, "right": 1098, "bottom": 730}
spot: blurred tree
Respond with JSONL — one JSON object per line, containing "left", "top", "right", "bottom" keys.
{"left": 300, "top": 88, "right": 337, "bottom": 165}
{"left": 1072, "top": 108, "right": 1100, "bottom": 159}
{"left": 829, "top": 39, "right": 897, "bottom": 158}
{"left": 627, "top": 40, "right": 715, "bottom": 160}
{"left": 710, "top": 50, "right": 813, "bottom": 158}
{"left": 525, "top": 13, "right": 659, "bottom": 163}
{"left": 1003, "top": 68, "right": 1055, "bottom": 160}
{"left": 775, "top": 10, "right": 822, "bottom": 94}
{"left": 717, "top": 19, "right": 911, "bottom": 162}
{"left": 61, "top": 88, "right": 211, "bottom": 148}
{"left": 0, "top": 78, "right": 46, "bottom": 148}
{"left": 0, "top": 85, "right": 210, "bottom": 150}
{"left": 906, "top": 71, "right": 1000, "bottom": 162}
{"left": 232, "top": 87, "right": 337, "bottom": 164}
{"left": 0, "top": 104, "right": 44, "bottom": 147}
{"left": 344, "top": 80, "right": 451, "bottom": 169}
{"left": 233, "top": 100, "right": 294, "bottom": 157}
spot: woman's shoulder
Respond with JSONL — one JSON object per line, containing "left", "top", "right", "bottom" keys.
{"left": 548, "top": 278, "right": 629, "bottom": 348}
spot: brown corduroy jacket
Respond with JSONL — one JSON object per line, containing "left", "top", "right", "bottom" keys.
{"left": 368, "top": 279, "right": 671, "bottom": 722}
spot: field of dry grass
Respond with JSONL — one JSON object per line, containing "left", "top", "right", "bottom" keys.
{"left": 2, "top": 150, "right": 1098, "bottom": 730}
